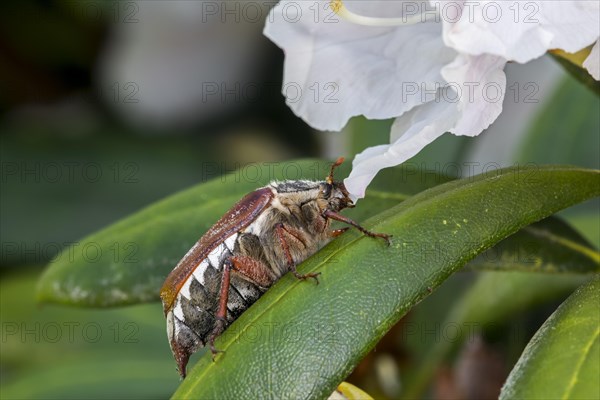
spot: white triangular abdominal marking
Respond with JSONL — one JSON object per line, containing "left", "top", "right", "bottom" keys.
{"left": 192, "top": 260, "right": 209, "bottom": 286}
{"left": 173, "top": 299, "right": 185, "bottom": 321}
{"left": 160, "top": 162, "right": 390, "bottom": 378}
{"left": 179, "top": 279, "right": 192, "bottom": 300}
{"left": 224, "top": 234, "right": 237, "bottom": 253}
{"left": 207, "top": 244, "right": 224, "bottom": 269}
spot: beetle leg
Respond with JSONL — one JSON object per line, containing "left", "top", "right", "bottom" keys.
{"left": 275, "top": 223, "right": 321, "bottom": 284}
{"left": 230, "top": 255, "right": 275, "bottom": 288}
{"left": 208, "top": 258, "right": 232, "bottom": 361}
{"left": 329, "top": 227, "right": 350, "bottom": 237}
{"left": 323, "top": 210, "right": 392, "bottom": 245}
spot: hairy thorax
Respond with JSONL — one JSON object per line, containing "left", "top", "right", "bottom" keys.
{"left": 161, "top": 157, "right": 391, "bottom": 378}
{"left": 243, "top": 193, "right": 332, "bottom": 278}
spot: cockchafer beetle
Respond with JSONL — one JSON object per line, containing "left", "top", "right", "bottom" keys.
{"left": 160, "top": 158, "right": 390, "bottom": 377}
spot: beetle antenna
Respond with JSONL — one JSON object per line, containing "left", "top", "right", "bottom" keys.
{"left": 326, "top": 157, "right": 345, "bottom": 184}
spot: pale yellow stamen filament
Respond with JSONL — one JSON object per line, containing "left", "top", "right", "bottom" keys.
{"left": 330, "top": 0, "right": 439, "bottom": 26}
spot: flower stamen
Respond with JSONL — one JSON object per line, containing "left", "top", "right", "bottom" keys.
{"left": 330, "top": 0, "right": 439, "bottom": 26}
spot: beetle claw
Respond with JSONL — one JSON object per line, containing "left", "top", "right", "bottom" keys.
{"left": 292, "top": 270, "right": 321, "bottom": 285}
{"left": 210, "top": 347, "right": 225, "bottom": 362}
{"left": 208, "top": 317, "right": 227, "bottom": 361}
{"left": 366, "top": 231, "right": 392, "bottom": 246}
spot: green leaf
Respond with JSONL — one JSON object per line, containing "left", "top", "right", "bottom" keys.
{"left": 35, "top": 160, "right": 324, "bottom": 306}
{"left": 36, "top": 160, "right": 430, "bottom": 307}
{"left": 347, "top": 116, "right": 393, "bottom": 155}
{"left": 402, "top": 272, "right": 588, "bottom": 399}
{"left": 401, "top": 214, "right": 598, "bottom": 399}
{"left": 173, "top": 165, "right": 598, "bottom": 399}
{"left": 513, "top": 70, "right": 600, "bottom": 262}
{"left": 551, "top": 51, "right": 600, "bottom": 96}
{"left": 499, "top": 277, "right": 600, "bottom": 400}
{"left": 1, "top": 270, "right": 176, "bottom": 399}
{"left": 467, "top": 217, "right": 599, "bottom": 273}
{"left": 1, "top": 358, "right": 177, "bottom": 400}
{"left": 402, "top": 215, "right": 598, "bottom": 398}
{"left": 516, "top": 74, "right": 600, "bottom": 170}
{"left": 568, "top": 211, "right": 600, "bottom": 249}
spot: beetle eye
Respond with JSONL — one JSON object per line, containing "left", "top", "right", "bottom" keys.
{"left": 322, "top": 184, "right": 332, "bottom": 197}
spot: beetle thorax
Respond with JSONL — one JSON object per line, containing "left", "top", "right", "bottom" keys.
{"left": 268, "top": 179, "right": 352, "bottom": 215}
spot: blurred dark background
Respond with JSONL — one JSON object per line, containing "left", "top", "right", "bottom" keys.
{"left": 1, "top": 2, "right": 598, "bottom": 399}
{"left": 0, "top": 3, "right": 330, "bottom": 397}
{"left": 1, "top": 1, "right": 323, "bottom": 272}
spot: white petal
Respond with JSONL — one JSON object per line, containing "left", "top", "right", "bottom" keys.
{"left": 346, "top": 53, "right": 506, "bottom": 200}
{"left": 442, "top": 54, "right": 507, "bottom": 136}
{"left": 264, "top": 0, "right": 455, "bottom": 131}
{"left": 345, "top": 91, "right": 458, "bottom": 200}
{"left": 438, "top": 0, "right": 600, "bottom": 63}
{"left": 583, "top": 40, "right": 600, "bottom": 80}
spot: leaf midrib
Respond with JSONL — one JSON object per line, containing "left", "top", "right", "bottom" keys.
{"left": 561, "top": 325, "right": 600, "bottom": 399}
{"left": 524, "top": 225, "right": 600, "bottom": 266}
{"left": 177, "top": 166, "right": 546, "bottom": 395}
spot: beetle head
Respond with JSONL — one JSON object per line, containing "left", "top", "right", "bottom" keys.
{"left": 321, "top": 157, "right": 354, "bottom": 211}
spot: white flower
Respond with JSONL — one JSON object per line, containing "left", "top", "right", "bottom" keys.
{"left": 584, "top": 40, "right": 600, "bottom": 80}
{"left": 265, "top": 1, "right": 456, "bottom": 131}
{"left": 264, "top": 0, "right": 600, "bottom": 200}
{"left": 440, "top": 0, "right": 599, "bottom": 63}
